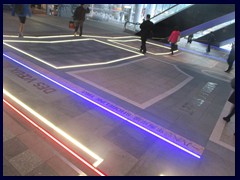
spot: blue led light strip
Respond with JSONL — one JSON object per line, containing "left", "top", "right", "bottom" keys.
{"left": 3, "top": 53, "right": 201, "bottom": 159}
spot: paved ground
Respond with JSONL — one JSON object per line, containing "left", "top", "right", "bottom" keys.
{"left": 3, "top": 10, "right": 235, "bottom": 176}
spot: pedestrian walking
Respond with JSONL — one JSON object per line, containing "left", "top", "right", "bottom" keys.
{"left": 168, "top": 26, "right": 181, "bottom": 55}
{"left": 225, "top": 42, "right": 235, "bottom": 73}
{"left": 139, "top": 14, "right": 154, "bottom": 54}
{"left": 223, "top": 77, "right": 235, "bottom": 123}
{"left": 206, "top": 31, "right": 216, "bottom": 53}
{"left": 73, "top": 4, "right": 90, "bottom": 36}
{"left": 11, "top": 4, "right": 32, "bottom": 38}
{"left": 187, "top": 34, "right": 193, "bottom": 44}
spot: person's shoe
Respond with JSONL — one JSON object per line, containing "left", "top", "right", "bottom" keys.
{"left": 225, "top": 70, "right": 230, "bottom": 73}
{"left": 223, "top": 117, "right": 230, "bottom": 122}
{"left": 140, "top": 49, "right": 143, "bottom": 53}
{"left": 74, "top": 32, "right": 77, "bottom": 36}
{"left": 18, "top": 33, "right": 23, "bottom": 38}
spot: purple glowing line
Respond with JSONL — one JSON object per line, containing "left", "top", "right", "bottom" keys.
{"left": 3, "top": 53, "right": 201, "bottom": 159}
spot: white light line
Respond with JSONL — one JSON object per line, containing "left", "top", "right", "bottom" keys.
{"left": 108, "top": 39, "right": 169, "bottom": 49}
{"left": 108, "top": 39, "right": 174, "bottom": 55}
{"left": 3, "top": 38, "right": 93, "bottom": 43}
{"left": 3, "top": 42, "right": 57, "bottom": 68}
{"left": 56, "top": 55, "right": 143, "bottom": 69}
{"left": 3, "top": 89, "right": 103, "bottom": 167}
{"left": 3, "top": 39, "right": 143, "bottom": 69}
{"left": 3, "top": 34, "right": 138, "bottom": 39}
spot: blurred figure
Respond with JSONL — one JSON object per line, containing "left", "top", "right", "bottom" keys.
{"left": 187, "top": 34, "right": 193, "bottom": 44}
{"left": 12, "top": 4, "right": 32, "bottom": 38}
{"left": 168, "top": 26, "right": 181, "bottom": 55}
{"left": 225, "top": 42, "right": 235, "bottom": 73}
{"left": 206, "top": 31, "right": 216, "bottom": 53}
{"left": 73, "top": 4, "right": 90, "bottom": 36}
{"left": 139, "top": 14, "right": 154, "bottom": 54}
{"left": 223, "top": 78, "right": 235, "bottom": 123}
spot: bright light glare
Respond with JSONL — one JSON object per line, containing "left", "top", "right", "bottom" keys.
{"left": 3, "top": 89, "right": 103, "bottom": 168}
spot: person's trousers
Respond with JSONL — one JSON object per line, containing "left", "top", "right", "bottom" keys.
{"left": 226, "top": 105, "right": 235, "bottom": 118}
{"left": 226, "top": 58, "right": 235, "bottom": 71}
{"left": 74, "top": 20, "right": 84, "bottom": 35}
{"left": 140, "top": 37, "right": 147, "bottom": 53}
{"left": 170, "top": 43, "right": 177, "bottom": 54}
{"left": 206, "top": 44, "right": 211, "bottom": 52}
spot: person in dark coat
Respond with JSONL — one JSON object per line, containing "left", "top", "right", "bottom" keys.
{"left": 225, "top": 42, "right": 235, "bottom": 73}
{"left": 206, "top": 31, "right": 216, "bottom": 53}
{"left": 223, "top": 78, "right": 235, "bottom": 122}
{"left": 73, "top": 4, "right": 90, "bottom": 36}
{"left": 139, "top": 14, "right": 154, "bottom": 54}
{"left": 11, "top": 4, "right": 32, "bottom": 38}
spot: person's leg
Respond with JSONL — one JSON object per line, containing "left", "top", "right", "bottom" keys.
{"left": 223, "top": 105, "right": 235, "bottom": 122}
{"left": 140, "top": 37, "right": 143, "bottom": 52}
{"left": 206, "top": 43, "right": 210, "bottom": 52}
{"left": 228, "top": 60, "right": 234, "bottom": 72}
{"left": 18, "top": 16, "right": 26, "bottom": 37}
{"left": 225, "top": 58, "right": 234, "bottom": 72}
{"left": 170, "top": 43, "right": 174, "bottom": 55}
{"left": 79, "top": 21, "right": 84, "bottom": 36}
{"left": 142, "top": 38, "right": 146, "bottom": 54}
{"left": 74, "top": 21, "right": 80, "bottom": 35}
{"left": 19, "top": 23, "right": 24, "bottom": 33}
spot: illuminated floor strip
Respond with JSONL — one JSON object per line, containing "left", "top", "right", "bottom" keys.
{"left": 3, "top": 34, "right": 138, "bottom": 39}
{"left": 3, "top": 98, "right": 106, "bottom": 176}
{"left": 3, "top": 53, "right": 202, "bottom": 158}
{"left": 3, "top": 89, "right": 103, "bottom": 168}
{"left": 108, "top": 39, "right": 178, "bottom": 55}
{"left": 3, "top": 38, "right": 143, "bottom": 69}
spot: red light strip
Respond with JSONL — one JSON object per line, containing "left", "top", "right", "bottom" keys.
{"left": 3, "top": 99, "right": 106, "bottom": 176}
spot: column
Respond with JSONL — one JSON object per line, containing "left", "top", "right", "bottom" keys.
{"left": 133, "top": 4, "right": 144, "bottom": 24}
{"left": 146, "top": 4, "right": 157, "bottom": 17}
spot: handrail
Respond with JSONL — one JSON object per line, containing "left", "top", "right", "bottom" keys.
{"left": 124, "top": 4, "right": 179, "bottom": 30}
{"left": 150, "top": 4, "right": 179, "bottom": 20}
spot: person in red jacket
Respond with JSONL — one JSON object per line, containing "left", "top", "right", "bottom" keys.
{"left": 168, "top": 26, "right": 181, "bottom": 55}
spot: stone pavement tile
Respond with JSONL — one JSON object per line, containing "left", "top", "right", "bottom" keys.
{"left": 47, "top": 156, "right": 78, "bottom": 176}
{"left": 3, "top": 157, "right": 21, "bottom": 176}
{"left": 30, "top": 140, "right": 56, "bottom": 162}
{"left": 194, "top": 149, "right": 235, "bottom": 176}
{"left": 3, "top": 77, "right": 27, "bottom": 95}
{"left": 205, "top": 141, "right": 235, "bottom": 163}
{"left": 26, "top": 163, "right": 59, "bottom": 176}
{"left": 9, "top": 149, "right": 43, "bottom": 176}
{"left": 3, "top": 111, "right": 26, "bottom": 137}
{"left": 125, "top": 140, "right": 199, "bottom": 176}
{"left": 4, "top": 137, "right": 28, "bottom": 161}
{"left": 17, "top": 131, "right": 44, "bottom": 149}
{"left": 104, "top": 122, "right": 158, "bottom": 159}
{"left": 3, "top": 129, "right": 15, "bottom": 142}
